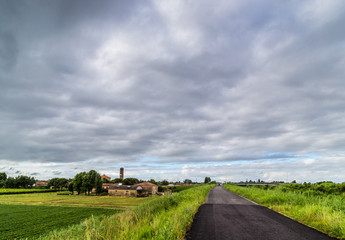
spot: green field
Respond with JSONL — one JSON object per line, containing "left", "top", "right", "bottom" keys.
{"left": 38, "top": 184, "right": 215, "bottom": 240}
{"left": 0, "top": 192, "right": 157, "bottom": 209}
{"left": 0, "top": 188, "right": 56, "bottom": 195}
{"left": 224, "top": 183, "right": 345, "bottom": 239}
{"left": 0, "top": 204, "right": 121, "bottom": 240}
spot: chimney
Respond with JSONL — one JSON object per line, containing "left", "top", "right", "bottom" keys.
{"left": 120, "top": 167, "right": 124, "bottom": 179}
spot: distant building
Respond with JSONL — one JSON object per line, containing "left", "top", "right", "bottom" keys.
{"left": 35, "top": 181, "right": 49, "bottom": 187}
{"left": 101, "top": 174, "right": 111, "bottom": 181}
{"left": 107, "top": 182, "right": 158, "bottom": 197}
{"left": 135, "top": 182, "right": 158, "bottom": 195}
{"left": 108, "top": 185, "right": 143, "bottom": 197}
{"left": 102, "top": 183, "right": 117, "bottom": 190}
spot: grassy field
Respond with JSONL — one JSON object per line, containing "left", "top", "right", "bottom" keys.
{"left": 38, "top": 184, "right": 214, "bottom": 240}
{"left": 0, "top": 188, "right": 56, "bottom": 194}
{"left": 0, "top": 204, "right": 121, "bottom": 240}
{"left": 224, "top": 184, "right": 345, "bottom": 239}
{"left": 0, "top": 192, "right": 157, "bottom": 209}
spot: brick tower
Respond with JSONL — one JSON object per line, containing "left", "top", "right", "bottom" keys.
{"left": 120, "top": 167, "right": 124, "bottom": 179}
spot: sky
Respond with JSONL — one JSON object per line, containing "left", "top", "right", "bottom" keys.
{"left": 1, "top": 0, "right": 345, "bottom": 183}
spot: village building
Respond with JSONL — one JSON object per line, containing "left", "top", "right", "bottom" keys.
{"left": 102, "top": 183, "right": 117, "bottom": 190}
{"left": 101, "top": 174, "right": 111, "bottom": 181}
{"left": 108, "top": 185, "right": 143, "bottom": 197}
{"left": 134, "top": 182, "right": 158, "bottom": 195}
{"left": 107, "top": 182, "right": 158, "bottom": 197}
{"left": 34, "top": 181, "right": 49, "bottom": 187}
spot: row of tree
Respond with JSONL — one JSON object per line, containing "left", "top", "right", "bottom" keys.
{"left": 0, "top": 172, "right": 36, "bottom": 188}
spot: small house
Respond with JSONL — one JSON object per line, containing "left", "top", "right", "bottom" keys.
{"left": 34, "top": 181, "right": 49, "bottom": 188}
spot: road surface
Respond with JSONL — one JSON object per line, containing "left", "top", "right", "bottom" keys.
{"left": 187, "top": 186, "right": 336, "bottom": 240}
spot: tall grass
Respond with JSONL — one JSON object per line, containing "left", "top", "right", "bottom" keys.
{"left": 37, "top": 184, "right": 214, "bottom": 240}
{"left": 224, "top": 184, "right": 345, "bottom": 239}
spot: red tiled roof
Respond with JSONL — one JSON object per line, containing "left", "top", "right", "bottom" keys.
{"left": 101, "top": 174, "right": 111, "bottom": 180}
{"left": 35, "top": 181, "right": 49, "bottom": 185}
{"left": 135, "top": 182, "right": 157, "bottom": 186}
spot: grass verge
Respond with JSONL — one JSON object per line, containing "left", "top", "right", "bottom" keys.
{"left": 37, "top": 184, "right": 214, "bottom": 240}
{"left": 224, "top": 184, "right": 345, "bottom": 239}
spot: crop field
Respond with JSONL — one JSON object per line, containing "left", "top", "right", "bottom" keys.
{"left": 0, "top": 192, "right": 157, "bottom": 209}
{"left": 224, "top": 183, "right": 345, "bottom": 239}
{"left": 0, "top": 204, "right": 121, "bottom": 240}
{"left": 0, "top": 188, "right": 56, "bottom": 195}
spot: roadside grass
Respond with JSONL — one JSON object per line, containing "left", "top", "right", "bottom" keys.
{"left": 0, "top": 204, "right": 120, "bottom": 240}
{"left": 224, "top": 184, "right": 345, "bottom": 239}
{"left": 0, "top": 192, "right": 156, "bottom": 209}
{"left": 0, "top": 188, "right": 56, "bottom": 195}
{"left": 38, "top": 184, "right": 214, "bottom": 240}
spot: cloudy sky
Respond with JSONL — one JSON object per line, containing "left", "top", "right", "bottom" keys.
{"left": 1, "top": 0, "right": 345, "bottom": 183}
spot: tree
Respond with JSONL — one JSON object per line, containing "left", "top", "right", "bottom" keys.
{"left": 94, "top": 173, "right": 103, "bottom": 195}
{"left": 68, "top": 182, "right": 74, "bottom": 195}
{"left": 184, "top": 179, "right": 192, "bottom": 184}
{"left": 73, "top": 170, "right": 103, "bottom": 195}
{"left": 0, "top": 172, "right": 6, "bottom": 188}
{"left": 149, "top": 179, "right": 157, "bottom": 185}
{"left": 14, "top": 175, "right": 35, "bottom": 188}
{"left": 5, "top": 177, "right": 16, "bottom": 188}
{"left": 0, "top": 172, "right": 6, "bottom": 181}
{"left": 204, "top": 177, "right": 211, "bottom": 184}
{"left": 122, "top": 178, "right": 139, "bottom": 185}
{"left": 102, "top": 178, "right": 110, "bottom": 183}
{"left": 112, "top": 178, "right": 123, "bottom": 183}
{"left": 161, "top": 180, "right": 169, "bottom": 185}
{"left": 74, "top": 172, "right": 87, "bottom": 195}
{"left": 48, "top": 178, "right": 68, "bottom": 190}
{"left": 84, "top": 170, "right": 98, "bottom": 195}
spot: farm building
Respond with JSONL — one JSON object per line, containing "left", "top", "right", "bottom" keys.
{"left": 102, "top": 183, "right": 117, "bottom": 190}
{"left": 101, "top": 174, "right": 111, "bottom": 181}
{"left": 108, "top": 185, "right": 143, "bottom": 197}
{"left": 134, "top": 182, "right": 158, "bottom": 195}
{"left": 35, "top": 181, "right": 49, "bottom": 187}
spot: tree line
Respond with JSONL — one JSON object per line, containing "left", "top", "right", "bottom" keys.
{"left": 0, "top": 172, "right": 35, "bottom": 188}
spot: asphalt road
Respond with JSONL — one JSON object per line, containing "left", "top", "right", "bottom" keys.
{"left": 187, "top": 186, "right": 336, "bottom": 240}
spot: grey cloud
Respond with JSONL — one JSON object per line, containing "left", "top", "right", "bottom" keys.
{"left": 0, "top": 32, "right": 18, "bottom": 71}
{"left": 52, "top": 171, "right": 62, "bottom": 175}
{"left": 0, "top": 0, "right": 345, "bottom": 181}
